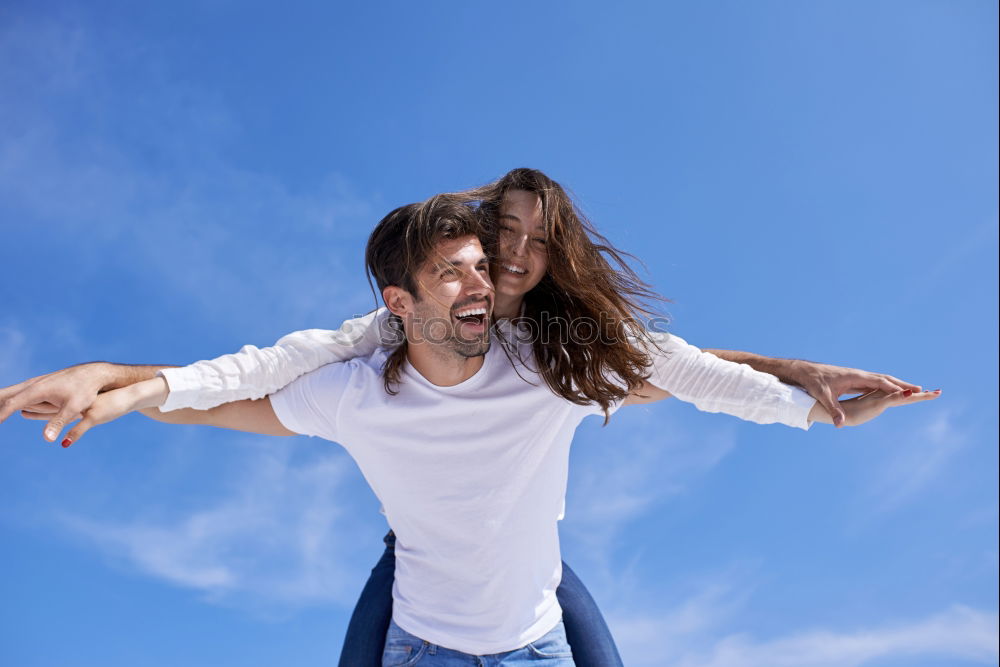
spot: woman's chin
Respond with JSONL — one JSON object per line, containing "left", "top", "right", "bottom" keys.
{"left": 494, "top": 281, "right": 531, "bottom": 300}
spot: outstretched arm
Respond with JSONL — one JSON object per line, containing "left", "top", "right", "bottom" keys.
{"left": 159, "top": 309, "right": 395, "bottom": 412}
{"left": 623, "top": 378, "right": 940, "bottom": 426}
{"left": 0, "top": 362, "right": 174, "bottom": 443}
{"left": 23, "top": 377, "right": 296, "bottom": 446}
{"left": 630, "top": 332, "right": 937, "bottom": 429}
{"left": 705, "top": 348, "right": 922, "bottom": 427}
{"left": 0, "top": 309, "right": 393, "bottom": 443}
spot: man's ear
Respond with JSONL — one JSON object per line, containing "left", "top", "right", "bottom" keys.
{"left": 383, "top": 286, "right": 413, "bottom": 318}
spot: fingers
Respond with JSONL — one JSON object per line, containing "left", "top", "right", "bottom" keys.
{"left": 62, "top": 415, "right": 97, "bottom": 448}
{"left": 0, "top": 384, "right": 42, "bottom": 424}
{"left": 23, "top": 402, "right": 60, "bottom": 414}
{"left": 44, "top": 404, "right": 82, "bottom": 443}
{"left": 892, "top": 388, "right": 941, "bottom": 405}
{"left": 22, "top": 408, "right": 82, "bottom": 421}
{"left": 871, "top": 375, "right": 907, "bottom": 394}
{"left": 819, "top": 386, "right": 846, "bottom": 428}
{"left": 883, "top": 374, "right": 922, "bottom": 393}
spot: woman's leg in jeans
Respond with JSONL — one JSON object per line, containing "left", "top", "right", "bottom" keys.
{"left": 558, "top": 561, "right": 624, "bottom": 667}
{"left": 337, "top": 532, "right": 396, "bottom": 667}
{"left": 337, "top": 535, "right": 622, "bottom": 667}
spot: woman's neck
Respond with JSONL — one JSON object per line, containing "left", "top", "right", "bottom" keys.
{"left": 492, "top": 292, "right": 524, "bottom": 320}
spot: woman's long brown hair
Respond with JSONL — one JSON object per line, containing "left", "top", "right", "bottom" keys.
{"left": 453, "top": 168, "right": 665, "bottom": 419}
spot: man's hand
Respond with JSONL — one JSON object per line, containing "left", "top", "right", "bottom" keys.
{"left": 0, "top": 363, "right": 170, "bottom": 443}
{"left": 787, "top": 361, "right": 922, "bottom": 428}
{"left": 808, "top": 388, "right": 941, "bottom": 426}
{"left": 19, "top": 377, "right": 171, "bottom": 447}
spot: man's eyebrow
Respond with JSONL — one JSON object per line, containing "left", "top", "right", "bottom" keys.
{"left": 431, "top": 257, "right": 487, "bottom": 271}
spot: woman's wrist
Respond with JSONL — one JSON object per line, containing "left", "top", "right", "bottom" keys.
{"left": 125, "top": 377, "right": 170, "bottom": 411}
{"left": 808, "top": 400, "right": 833, "bottom": 425}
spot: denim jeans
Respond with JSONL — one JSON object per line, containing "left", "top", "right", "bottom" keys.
{"left": 382, "top": 619, "right": 574, "bottom": 666}
{"left": 338, "top": 532, "right": 622, "bottom": 667}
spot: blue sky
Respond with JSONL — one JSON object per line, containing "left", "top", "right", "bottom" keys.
{"left": 0, "top": 1, "right": 997, "bottom": 665}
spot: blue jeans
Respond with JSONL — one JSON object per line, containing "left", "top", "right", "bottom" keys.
{"left": 338, "top": 533, "right": 622, "bottom": 667}
{"left": 382, "top": 619, "right": 574, "bottom": 666}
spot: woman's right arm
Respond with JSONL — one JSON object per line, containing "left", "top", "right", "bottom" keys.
{"left": 159, "top": 308, "right": 397, "bottom": 412}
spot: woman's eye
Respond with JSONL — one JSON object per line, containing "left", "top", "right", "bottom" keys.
{"left": 532, "top": 237, "right": 546, "bottom": 245}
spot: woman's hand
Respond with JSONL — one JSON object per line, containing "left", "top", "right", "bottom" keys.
{"left": 808, "top": 388, "right": 941, "bottom": 427}
{"left": 20, "top": 378, "right": 170, "bottom": 447}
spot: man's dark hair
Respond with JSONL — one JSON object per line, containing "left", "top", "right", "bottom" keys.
{"left": 364, "top": 194, "right": 487, "bottom": 393}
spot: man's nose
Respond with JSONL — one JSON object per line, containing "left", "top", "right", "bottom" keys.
{"left": 465, "top": 267, "right": 494, "bottom": 296}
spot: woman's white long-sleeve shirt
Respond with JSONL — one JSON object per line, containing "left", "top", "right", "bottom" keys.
{"left": 158, "top": 308, "right": 815, "bottom": 429}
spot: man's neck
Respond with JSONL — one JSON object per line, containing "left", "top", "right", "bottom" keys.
{"left": 405, "top": 341, "right": 486, "bottom": 387}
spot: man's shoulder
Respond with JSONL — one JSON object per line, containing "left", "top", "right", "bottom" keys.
{"left": 314, "top": 347, "right": 387, "bottom": 378}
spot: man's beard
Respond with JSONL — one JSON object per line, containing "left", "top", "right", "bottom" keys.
{"left": 448, "top": 328, "right": 491, "bottom": 358}
{"left": 407, "top": 305, "right": 492, "bottom": 360}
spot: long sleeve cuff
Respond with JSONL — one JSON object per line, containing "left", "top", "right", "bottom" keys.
{"left": 158, "top": 366, "right": 204, "bottom": 412}
{"left": 644, "top": 331, "right": 816, "bottom": 430}
{"left": 780, "top": 385, "right": 817, "bottom": 431}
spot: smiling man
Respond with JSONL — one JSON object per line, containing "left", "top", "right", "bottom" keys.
{"left": 72, "top": 195, "right": 601, "bottom": 660}
{"left": 1, "top": 192, "right": 937, "bottom": 665}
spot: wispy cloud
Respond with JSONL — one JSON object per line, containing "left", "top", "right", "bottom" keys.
{"left": 668, "top": 604, "right": 999, "bottom": 667}
{"left": 566, "top": 410, "right": 735, "bottom": 546}
{"left": 1, "top": 13, "right": 386, "bottom": 347}
{"left": 59, "top": 439, "right": 379, "bottom": 611}
{"left": 864, "top": 408, "right": 967, "bottom": 515}
{"left": 561, "top": 409, "right": 737, "bottom": 598}
{"left": 0, "top": 323, "right": 30, "bottom": 382}
{"left": 610, "top": 575, "right": 998, "bottom": 667}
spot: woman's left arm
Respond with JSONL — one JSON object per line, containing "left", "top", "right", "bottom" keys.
{"left": 704, "top": 348, "right": 922, "bottom": 427}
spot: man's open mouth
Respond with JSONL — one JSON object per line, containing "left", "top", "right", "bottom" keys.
{"left": 454, "top": 306, "right": 488, "bottom": 326}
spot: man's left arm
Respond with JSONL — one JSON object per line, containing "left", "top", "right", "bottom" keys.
{"left": 704, "top": 349, "right": 922, "bottom": 427}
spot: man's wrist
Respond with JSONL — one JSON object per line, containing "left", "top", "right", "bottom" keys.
{"left": 706, "top": 350, "right": 801, "bottom": 385}
{"left": 101, "top": 363, "right": 175, "bottom": 391}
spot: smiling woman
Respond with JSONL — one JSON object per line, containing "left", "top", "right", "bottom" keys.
{"left": 0, "top": 167, "right": 940, "bottom": 667}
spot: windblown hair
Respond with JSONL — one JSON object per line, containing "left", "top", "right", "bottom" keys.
{"left": 452, "top": 168, "right": 664, "bottom": 418}
{"left": 365, "top": 195, "right": 487, "bottom": 395}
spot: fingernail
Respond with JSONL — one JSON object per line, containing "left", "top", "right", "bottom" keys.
{"left": 903, "top": 389, "right": 912, "bottom": 397}
{"left": 61, "top": 438, "right": 72, "bottom": 448}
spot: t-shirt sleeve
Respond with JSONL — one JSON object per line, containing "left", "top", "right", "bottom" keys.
{"left": 158, "top": 309, "right": 399, "bottom": 412}
{"left": 268, "top": 362, "right": 355, "bottom": 441}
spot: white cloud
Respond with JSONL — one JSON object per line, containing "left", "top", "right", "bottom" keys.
{"left": 609, "top": 576, "right": 998, "bottom": 667}
{"left": 668, "top": 605, "right": 999, "bottom": 667}
{"left": 59, "top": 440, "right": 380, "bottom": 610}
{"left": 865, "top": 408, "right": 967, "bottom": 515}
{"left": 563, "top": 409, "right": 736, "bottom": 574}
{"left": 0, "top": 13, "right": 386, "bottom": 345}
{"left": 0, "top": 323, "right": 30, "bottom": 382}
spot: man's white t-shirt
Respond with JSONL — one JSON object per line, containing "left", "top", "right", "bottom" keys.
{"left": 270, "top": 337, "right": 610, "bottom": 655}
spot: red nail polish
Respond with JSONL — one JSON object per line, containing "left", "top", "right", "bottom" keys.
{"left": 61, "top": 439, "right": 72, "bottom": 448}
{"left": 903, "top": 389, "right": 912, "bottom": 397}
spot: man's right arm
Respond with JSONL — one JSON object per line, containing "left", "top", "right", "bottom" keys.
{"left": 46, "top": 377, "right": 296, "bottom": 446}
{"left": 0, "top": 310, "right": 392, "bottom": 443}
{"left": 0, "top": 362, "right": 175, "bottom": 442}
